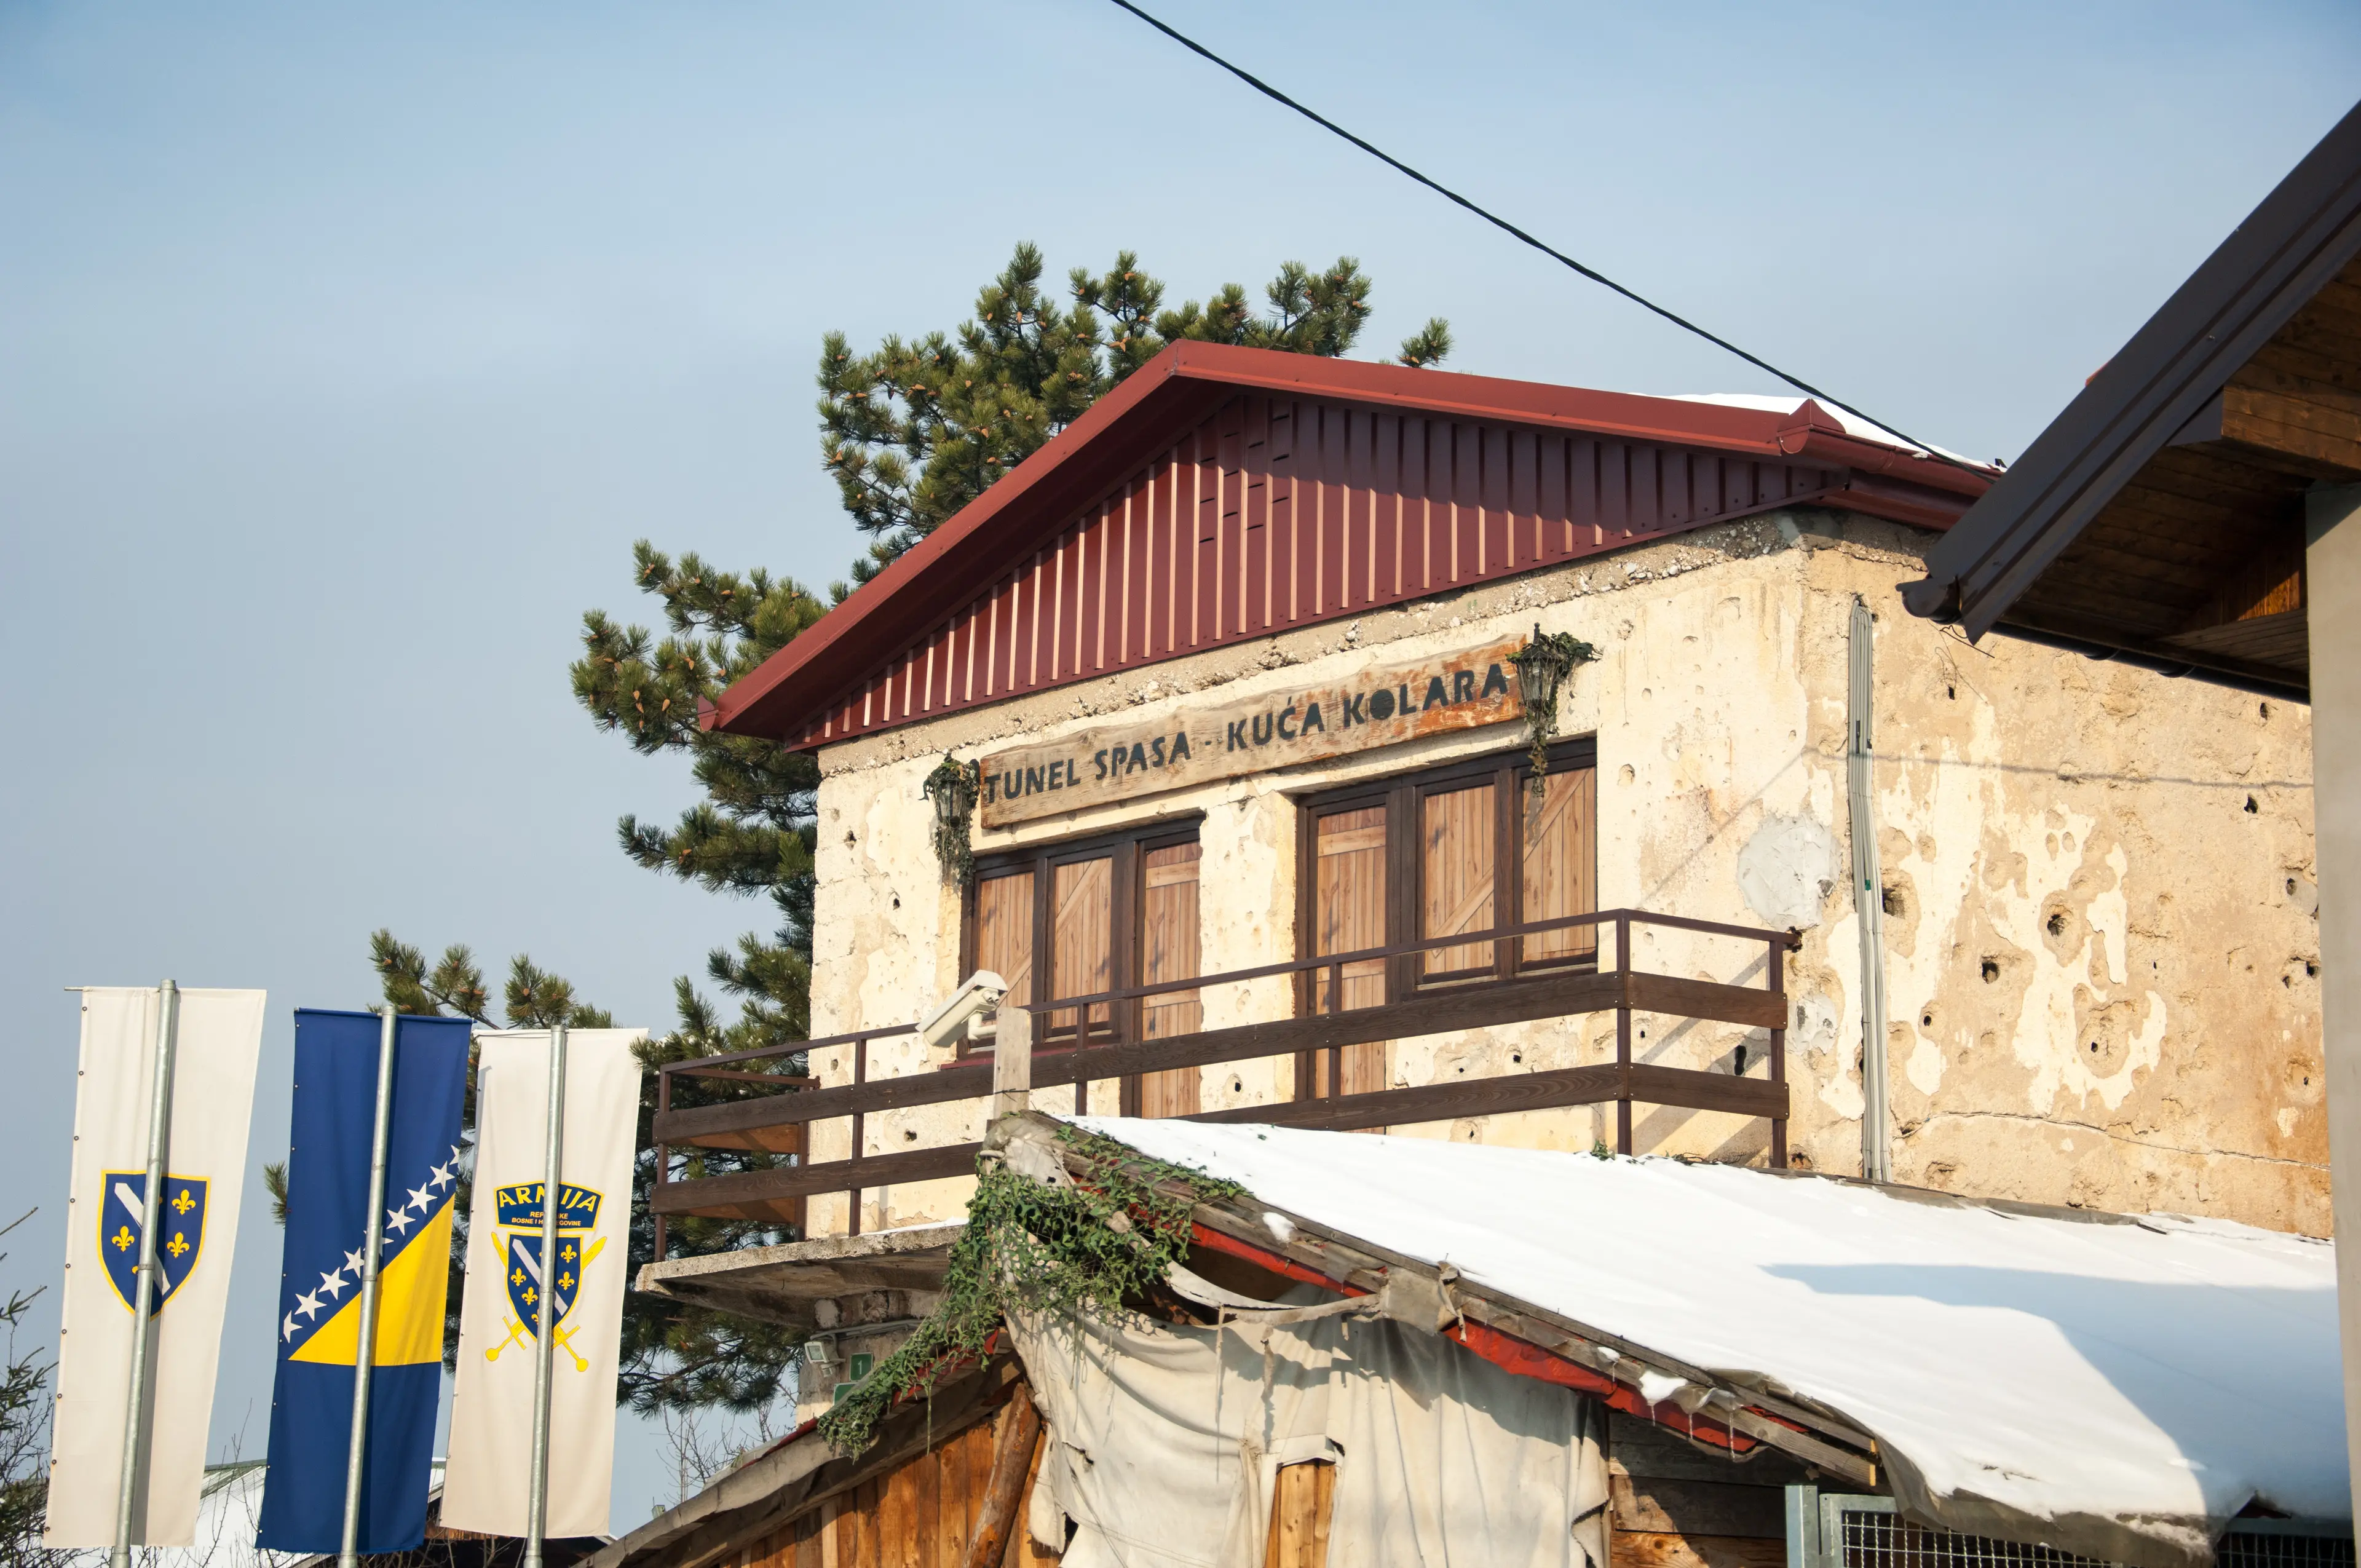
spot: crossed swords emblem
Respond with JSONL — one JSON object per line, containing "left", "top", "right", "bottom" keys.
{"left": 485, "top": 1233, "right": 604, "bottom": 1372}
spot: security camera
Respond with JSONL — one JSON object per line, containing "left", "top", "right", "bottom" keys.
{"left": 920, "top": 970, "right": 1007, "bottom": 1053}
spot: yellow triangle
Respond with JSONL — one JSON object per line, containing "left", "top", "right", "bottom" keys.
{"left": 291, "top": 1202, "right": 453, "bottom": 1368}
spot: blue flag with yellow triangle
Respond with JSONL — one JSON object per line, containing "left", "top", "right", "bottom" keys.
{"left": 256, "top": 1010, "right": 469, "bottom": 1553}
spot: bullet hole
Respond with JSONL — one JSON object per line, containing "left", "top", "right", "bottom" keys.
{"left": 2260, "top": 702, "right": 2271, "bottom": 720}
{"left": 1980, "top": 958, "right": 2000, "bottom": 983}
{"left": 1881, "top": 885, "right": 1906, "bottom": 918}
{"left": 892, "top": 895, "right": 901, "bottom": 909}
{"left": 1733, "top": 1044, "right": 1749, "bottom": 1073}
{"left": 2047, "top": 911, "right": 2068, "bottom": 937}
{"left": 1946, "top": 685, "right": 1956, "bottom": 700}
{"left": 1511, "top": 1051, "right": 1523, "bottom": 1064}
{"left": 845, "top": 830, "right": 858, "bottom": 844}
{"left": 1920, "top": 1010, "right": 1934, "bottom": 1029}
{"left": 903, "top": 1129, "right": 918, "bottom": 1142}
{"left": 2088, "top": 1040, "right": 2100, "bottom": 1054}
{"left": 2309, "top": 961, "right": 2321, "bottom": 978}
{"left": 2287, "top": 878, "right": 2299, "bottom": 896}
{"left": 1231, "top": 1077, "right": 1243, "bottom": 1094}
{"left": 2245, "top": 796, "right": 2260, "bottom": 814}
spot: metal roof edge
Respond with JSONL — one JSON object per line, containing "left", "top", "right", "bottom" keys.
{"left": 714, "top": 343, "right": 1982, "bottom": 742}
{"left": 1904, "top": 97, "right": 2361, "bottom": 635}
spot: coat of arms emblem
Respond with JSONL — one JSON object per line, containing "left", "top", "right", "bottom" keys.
{"left": 100, "top": 1171, "right": 207, "bottom": 1314}
{"left": 484, "top": 1181, "right": 603, "bottom": 1372}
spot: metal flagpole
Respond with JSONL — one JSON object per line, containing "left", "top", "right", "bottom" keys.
{"left": 338, "top": 1005, "right": 401, "bottom": 1568}
{"left": 523, "top": 1023, "right": 569, "bottom": 1568}
{"left": 111, "top": 979, "right": 180, "bottom": 1568}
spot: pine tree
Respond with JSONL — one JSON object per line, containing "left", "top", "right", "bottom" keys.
{"left": 825, "top": 246, "right": 1450, "bottom": 582}
{"left": 368, "top": 244, "right": 1450, "bottom": 1416}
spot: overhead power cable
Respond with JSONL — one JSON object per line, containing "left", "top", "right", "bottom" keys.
{"left": 1104, "top": 0, "right": 1986, "bottom": 477}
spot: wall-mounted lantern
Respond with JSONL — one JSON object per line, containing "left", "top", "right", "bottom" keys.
{"left": 1509, "top": 623, "right": 1599, "bottom": 801}
{"left": 921, "top": 753, "right": 981, "bottom": 884}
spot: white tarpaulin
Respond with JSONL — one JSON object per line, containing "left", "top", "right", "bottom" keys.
{"left": 440, "top": 1029, "right": 644, "bottom": 1538}
{"left": 1010, "top": 1304, "right": 1608, "bottom": 1568}
{"left": 1075, "top": 1117, "right": 2347, "bottom": 1568}
{"left": 47, "top": 987, "right": 266, "bottom": 1547}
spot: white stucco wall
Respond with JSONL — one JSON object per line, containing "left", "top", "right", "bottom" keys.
{"left": 796, "top": 509, "right": 2323, "bottom": 1240}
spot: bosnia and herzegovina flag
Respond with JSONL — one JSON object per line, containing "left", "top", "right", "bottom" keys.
{"left": 256, "top": 1009, "right": 469, "bottom": 1554}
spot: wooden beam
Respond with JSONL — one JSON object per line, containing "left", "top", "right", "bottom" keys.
{"left": 2175, "top": 383, "right": 2361, "bottom": 480}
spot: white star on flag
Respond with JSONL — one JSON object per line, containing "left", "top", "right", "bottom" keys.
{"left": 430, "top": 1161, "right": 454, "bottom": 1189}
{"left": 295, "top": 1290, "right": 323, "bottom": 1320}
{"left": 386, "top": 1206, "right": 414, "bottom": 1236}
{"left": 405, "top": 1182, "right": 435, "bottom": 1214}
{"left": 282, "top": 1312, "right": 298, "bottom": 1341}
{"left": 344, "top": 1245, "right": 366, "bottom": 1275}
{"left": 318, "top": 1270, "right": 347, "bottom": 1299}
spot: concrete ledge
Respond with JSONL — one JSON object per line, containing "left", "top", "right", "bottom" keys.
{"left": 635, "top": 1222, "right": 967, "bottom": 1331}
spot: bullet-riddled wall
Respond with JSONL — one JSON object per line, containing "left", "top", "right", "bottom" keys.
{"left": 798, "top": 509, "right": 2322, "bottom": 1239}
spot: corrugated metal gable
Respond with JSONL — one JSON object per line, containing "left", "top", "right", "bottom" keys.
{"left": 797, "top": 392, "right": 1841, "bottom": 748}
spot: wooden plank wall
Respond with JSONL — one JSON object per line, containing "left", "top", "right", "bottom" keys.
{"left": 1607, "top": 1409, "right": 1803, "bottom": 1568}
{"left": 724, "top": 1399, "right": 1058, "bottom": 1568}
{"left": 794, "top": 395, "right": 1839, "bottom": 748}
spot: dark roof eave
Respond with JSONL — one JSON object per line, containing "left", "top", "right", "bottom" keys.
{"left": 1902, "top": 98, "right": 2361, "bottom": 638}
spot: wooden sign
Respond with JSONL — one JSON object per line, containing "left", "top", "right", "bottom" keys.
{"left": 978, "top": 637, "right": 1526, "bottom": 827}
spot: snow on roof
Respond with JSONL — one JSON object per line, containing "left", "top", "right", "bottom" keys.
{"left": 1670, "top": 392, "right": 1993, "bottom": 469}
{"left": 1075, "top": 1117, "right": 2346, "bottom": 1555}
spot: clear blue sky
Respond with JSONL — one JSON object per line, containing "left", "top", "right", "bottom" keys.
{"left": 4, "top": 0, "right": 2356, "bottom": 1534}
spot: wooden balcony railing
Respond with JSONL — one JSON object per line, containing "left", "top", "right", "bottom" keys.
{"left": 649, "top": 908, "right": 1801, "bottom": 1259}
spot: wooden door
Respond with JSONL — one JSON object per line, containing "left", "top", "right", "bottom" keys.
{"left": 1420, "top": 779, "right": 1498, "bottom": 980}
{"left": 1048, "top": 857, "right": 1115, "bottom": 1046}
{"left": 1139, "top": 842, "right": 1202, "bottom": 1117}
{"left": 1310, "top": 806, "right": 1388, "bottom": 1098}
{"left": 973, "top": 869, "right": 1035, "bottom": 1050}
{"left": 1521, "top": 767, "right": 1598, "bottom": 967}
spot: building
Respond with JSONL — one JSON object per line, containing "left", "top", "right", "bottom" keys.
{"left": 1899, "top": 95, "right": 2361, "bottom": 1537}
{"left": 607, "top": 316, "right": 2361, "bottom": 1568}
{"left": 649, "top": 338, "right": 2323, "bottom": 1288}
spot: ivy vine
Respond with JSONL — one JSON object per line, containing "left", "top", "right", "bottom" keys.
{"left": 815, "top": 1125, "right": 1243, "bottom": 1455}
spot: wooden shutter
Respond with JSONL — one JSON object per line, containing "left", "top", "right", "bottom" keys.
{"left": 1521, "top": 766, "right": 1598, "bottom": 967}
{"left": 1310, "top": 807, "right": 1388, "bottom": 1098}
{"left": 1139, "top": 842, "right": 1202, "bottom": 1117}
{"left": 1420, "top": 780, "right": 1498, "bottom": 978}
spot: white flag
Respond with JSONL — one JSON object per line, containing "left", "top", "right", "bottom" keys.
{"left": 441, "top": 1029, "right": 644, "bottom": 1538}
{"left": 46, "top": 987, "right": 266, "bottom": 1547}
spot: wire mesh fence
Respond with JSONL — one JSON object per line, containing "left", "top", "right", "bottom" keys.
{"left": 1800, "top": 1492, "right": 2352, "bottom": 1568}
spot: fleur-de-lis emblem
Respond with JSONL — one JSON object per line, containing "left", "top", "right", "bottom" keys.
{"left": 558, "top": 1272, "right": 574, "bottom": 1292}
{"left": 111, "top": 1225, "right": 134, "bottom": 1251}
{"left": 510, "top": 1268, "right": 526, "bottom": 1287}
{"left": 172, "top": 1189, "right": 195, "bottom": 1215}
{"left": 167, "top": 1232, "right": 189, "bottom": 1259}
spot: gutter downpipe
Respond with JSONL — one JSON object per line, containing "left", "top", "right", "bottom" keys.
{"left": 1848, "top": 599, "right": 1892, "bottom": 1185}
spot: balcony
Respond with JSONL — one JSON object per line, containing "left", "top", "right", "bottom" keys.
{"left": 648, "top": 908, "right": 1800, "bottom": 1254}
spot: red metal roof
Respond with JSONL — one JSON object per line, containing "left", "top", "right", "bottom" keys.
{"left": 711, "top": 342, "right": 1989, "bottom": 745}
